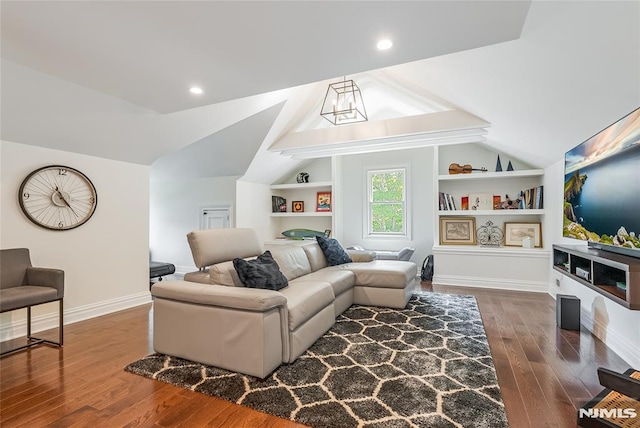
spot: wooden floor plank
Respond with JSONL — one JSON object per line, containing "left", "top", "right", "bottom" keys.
{"left": 0, "top": 281, "right": 631, "bottom": 427}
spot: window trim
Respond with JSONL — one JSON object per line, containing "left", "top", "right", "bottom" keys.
{"left": 365, "top": 167, "right": 410, "bottom": 239}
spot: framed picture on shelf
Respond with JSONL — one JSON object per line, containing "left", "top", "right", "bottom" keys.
{"left": 272, "top": 196, "right": 287, "bottom": 213}
{"left": 492, "top": 195, "right": 501, "bottom": 210}
{"left": 468, "top": 193, "right": 493, "bottom": 211}
{"left": 504, "top": 222, "right": 542, "bottom": 247}
{"left": 316, "top": 191, "right": 331, "bottom": 212}
{"left": 439, "top": 217, "right": 477, "bottom": 245}
{"left": 292, "top": 201, "right": 304, "bottom": 213}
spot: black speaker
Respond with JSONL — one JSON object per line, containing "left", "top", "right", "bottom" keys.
{"left": 556, "top": 294, "right": 581, "bottom": 331}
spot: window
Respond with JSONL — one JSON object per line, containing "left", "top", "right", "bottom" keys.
{"left": 367, "top": 168, "right": 408, "bottom": 236}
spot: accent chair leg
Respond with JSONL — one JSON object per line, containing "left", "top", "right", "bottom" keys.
{"left": 59, "top": 299, "right": 64, "bottom": 346}
{"left": 1, "top": 300, "right": 63, "bottom": 357}
{"left": 27, "top": 306, "right": 32, "bottom": 338}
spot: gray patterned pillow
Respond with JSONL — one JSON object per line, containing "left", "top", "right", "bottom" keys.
{"left": 316, "top": 236, "right": 352, "bottom": 266}
{"left": 233, "top": 251, "right": 288, "bottom": 290}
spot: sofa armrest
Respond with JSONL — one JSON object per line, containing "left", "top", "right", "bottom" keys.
{"left": 346, "top": 250, "right": 376, "bottom": 263}
{"left": 26, "top": 267, "right": 64, "bottom": 299}
{"left": 151, "top": 280, "right": 286, "bottom": 312}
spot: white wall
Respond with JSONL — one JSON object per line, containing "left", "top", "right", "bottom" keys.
{"left": 393, "top": 1, "right": 640, "bottom": 168}
{"left": 546, "top": 160, "right": 640, "bottom": 368}
{"left": 149, "top": 175, "right": 239, "bottom": 273}
{"left": 0, "top": 141, "right": 150, "bottom": 340}
{"left": 338, "top": 147, "right": 434, "bottom": 266}
{"left": 235, "top": 180, "right": 272, "bottom": 243}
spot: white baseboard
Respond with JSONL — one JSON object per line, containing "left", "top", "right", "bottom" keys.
{"left": 0, "top": 291, "right": 152, "bottom": 342}
{"left": 432, "top": 274, "right": 549, "bottom": 293}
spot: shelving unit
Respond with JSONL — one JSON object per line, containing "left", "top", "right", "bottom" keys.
{"left": 270, "top": 181, "right": 332, "bottom": 218}
{"left": 435, "top": 145, "right": 546, "bottom": 249}
{"left": 269, "top": 158, "right": 334, "bottom": 239}
{"left": 553, "top": 244, "right": 640, "bottom": 309}
{"left": 431, "top": 144, "right": 550, "bottom": 292}
{"left": 437, "top": 169, "right": 545, "bottom": 218}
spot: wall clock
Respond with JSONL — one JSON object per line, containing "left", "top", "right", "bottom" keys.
{"left": 18, "top": 165, "right": 98, "bottom": 230}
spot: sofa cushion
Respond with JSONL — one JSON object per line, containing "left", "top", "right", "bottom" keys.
{"left": 209, "top": 260, "right": 245, "bottom": 287}
{"left": 268, "top": 246, "right": 312, "bottom": 281}
{"left": 292, "top": 268, "right": 355, "bottom": 297}
{"left": 301, "top": 243, "right": 328, "bottom": 272}
{"left": 279, "top": 281, "right": 334, "bottom": 331}
{"left": 316, "top": 236, "right": 352, "bottom": 266}
{"left": 233, "top": 251, "right": 288, "bottom": 291}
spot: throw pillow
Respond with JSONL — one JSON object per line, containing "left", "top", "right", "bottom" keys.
{"left": 316, "top": 236, "right": 352, "bottom": 266}
{"left": 233, "top": 251, "right": 288, "bottom": 291}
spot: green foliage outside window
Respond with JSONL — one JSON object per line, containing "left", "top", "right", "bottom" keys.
{"left": 369, "top": 169, "right": 405, "bottom": 234}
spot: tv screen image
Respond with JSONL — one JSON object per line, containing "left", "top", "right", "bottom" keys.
{"left": 563, "top": 107, "right": 640, "bottom": 256}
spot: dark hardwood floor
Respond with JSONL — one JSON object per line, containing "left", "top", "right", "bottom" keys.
{"left": 0, "top": 281, "right": 631, "bottom": 427}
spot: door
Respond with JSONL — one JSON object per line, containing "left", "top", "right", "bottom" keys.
{"left": 201, "top": 205, "right": 232, "bottom": 230}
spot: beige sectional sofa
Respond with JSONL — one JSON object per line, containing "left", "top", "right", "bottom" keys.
{"left": 151, "top": 228, "right": 417, "bottom": 378}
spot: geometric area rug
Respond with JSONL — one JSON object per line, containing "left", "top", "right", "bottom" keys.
{"left": 125, "top": 292, "right": 509, "bottom": 427}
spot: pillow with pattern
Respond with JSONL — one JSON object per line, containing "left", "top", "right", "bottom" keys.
{"left": 316, "top": 236, "right": 352, "bottom": 266}
{"left": 233, "top": 251, "right": 288, "bottom": 290}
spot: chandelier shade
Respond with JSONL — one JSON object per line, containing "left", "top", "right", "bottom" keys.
{"left": 320, "top": 79, "right": 368, "bottom": 125}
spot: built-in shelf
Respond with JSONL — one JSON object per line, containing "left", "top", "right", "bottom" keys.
{"left": 432, "top": 146, "right": 550, "bottom": 291}
{"left": 437, "top": 169, "right": 545, "bottom": 181}
{"left": 438, "top": 209, "right": 545, "bottom": 216}
{"left": 553, "top": 244, "right": 640, "bottom": 310}
{"left": 270, "top": 212, "right": 333, "bottom": 217}
{"left": 270, "top": 181, "right": 332, "bottom": 190}
{"left": 433, "top": 244, "right": 549, "bottom": 257}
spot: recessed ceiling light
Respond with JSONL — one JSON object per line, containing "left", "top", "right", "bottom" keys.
{"left": 189, "top": 86, "right": 203, "bottom": 95}
{"left": 376, "top": 39, "right": 393, "bottom": 51}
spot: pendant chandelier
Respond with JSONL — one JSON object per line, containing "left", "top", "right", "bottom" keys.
{"left": 320, "top": 77, "right": 368, "bottom": 125}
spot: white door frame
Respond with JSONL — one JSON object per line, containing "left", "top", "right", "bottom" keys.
{"left": 200, "top": 204, "right": 233, "bottom": 230}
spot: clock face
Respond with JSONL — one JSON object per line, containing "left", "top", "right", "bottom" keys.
{"left": 19, "top": 165, "right": 97, "bottom": 230}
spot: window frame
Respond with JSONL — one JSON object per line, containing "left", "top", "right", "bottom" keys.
{"left": 365, "top": 167, "right": 410, "bottom": 238}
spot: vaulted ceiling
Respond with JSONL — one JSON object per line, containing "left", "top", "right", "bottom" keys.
{"left": 1, "top": 1, "right": 639, "bottom": 184}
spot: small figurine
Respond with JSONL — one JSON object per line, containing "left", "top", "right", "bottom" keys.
{"left": 497, "top": 194, "right": 521, "bottom": 209}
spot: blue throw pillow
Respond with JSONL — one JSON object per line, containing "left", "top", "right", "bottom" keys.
{"left": 316, "top": 236, "right": 352, "bottom": 266}
{"left": 233, "top": 251, "right": 288, "bottom": 290}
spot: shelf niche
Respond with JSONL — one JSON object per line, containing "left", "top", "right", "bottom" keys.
{"left": 269, "top": 158, "right": 334, "bottom": 239}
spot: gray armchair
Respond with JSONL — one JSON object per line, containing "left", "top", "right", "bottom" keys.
{"left": 0, "top": 248, "right": 64, "bottom": 356}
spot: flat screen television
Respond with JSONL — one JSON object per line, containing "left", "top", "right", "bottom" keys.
{"left": 563, "top": 106, "right": 640, "bottom": 259}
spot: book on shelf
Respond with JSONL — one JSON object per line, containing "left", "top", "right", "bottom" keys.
{"left": 439, "top": 192, "right": 447, "bottom": 210}
{"left": 447, "top": 193, "right": 457, "bottom": 210}
{"left": 439, "top": 192, "right": 458, "bottom": 211}
{"left": 520, "top": 185, "right": 544, "bottom": 209}
{"left": 536, "top": 185, "right": 543, "bottom": 209}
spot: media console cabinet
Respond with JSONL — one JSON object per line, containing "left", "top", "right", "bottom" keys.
{"left": 553, "top": 244, "right": 640, "bottom": 310}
